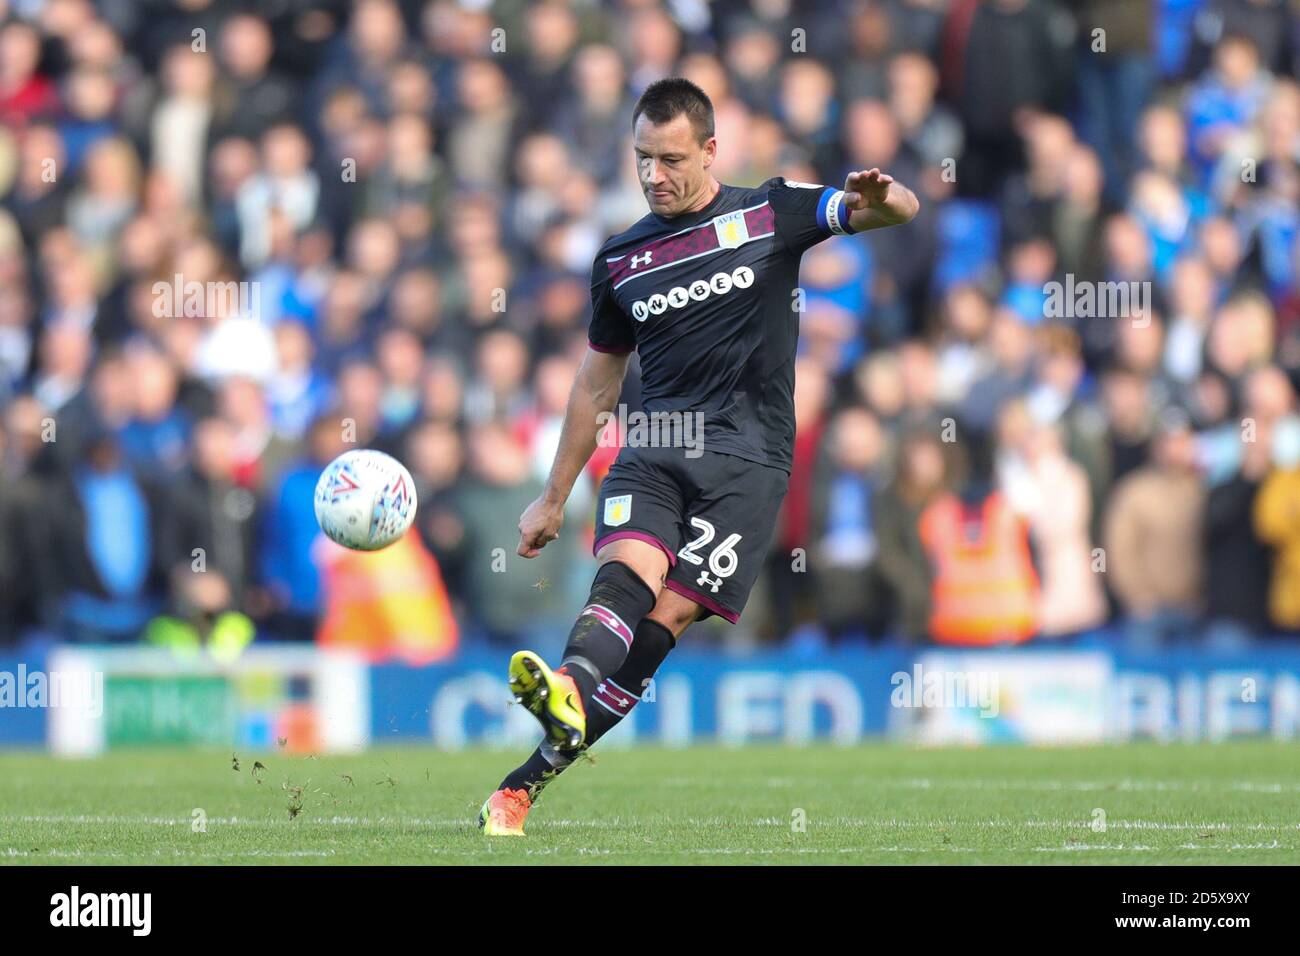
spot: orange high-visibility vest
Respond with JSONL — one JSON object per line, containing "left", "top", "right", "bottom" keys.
{"left": 918, "top": 491, "right": 1039, "bottom": 645}
{"left": 316, "top": 530, "right": 459, "bottom": 664}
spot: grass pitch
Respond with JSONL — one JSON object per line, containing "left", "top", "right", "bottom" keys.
{"left": 0, "top": 741, "right": 1297, "bottom": 864}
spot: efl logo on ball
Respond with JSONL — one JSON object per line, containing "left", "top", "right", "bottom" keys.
{"left": 314, "top": 449, "right": 418, "bottom": 551}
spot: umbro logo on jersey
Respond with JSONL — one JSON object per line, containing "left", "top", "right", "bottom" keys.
{"left": 630, "top": 266, "right": 755, "bottom": 321}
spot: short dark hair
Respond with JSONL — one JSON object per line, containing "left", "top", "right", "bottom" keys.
{"left": 632, "top": 78, "right": 714, "bottom": 144}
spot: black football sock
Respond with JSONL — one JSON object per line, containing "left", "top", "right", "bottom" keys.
{"left": 557, "top": 561, "right": 656, "bottom": 704}
{"left": 586, "top": 618, "right": 676, "bottom": 726}
{"left": 500, "top": 618, "right": 677, "bottom": 798}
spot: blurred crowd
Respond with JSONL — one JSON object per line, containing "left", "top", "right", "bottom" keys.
{"left": 0, "top": 0, "right": 1298, "bottom": 656}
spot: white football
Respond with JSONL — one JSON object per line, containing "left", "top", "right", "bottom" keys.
{"left": 314, "top": 449, "right": 418, "bottom": 551}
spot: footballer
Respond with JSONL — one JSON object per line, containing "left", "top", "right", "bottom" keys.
{"left": 480, "top": 77, "right": 919, "bottom": 834}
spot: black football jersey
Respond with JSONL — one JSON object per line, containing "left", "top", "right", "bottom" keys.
{"left": 588, "top": 177, "right": 856, "bottom": 473}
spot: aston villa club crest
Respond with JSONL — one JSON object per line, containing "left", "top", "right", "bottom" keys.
{"left": 604, "top": 494, "right": 632, "bottom": 527}
{"left": 713, "top": 210, "right": 749, "bottom": 249}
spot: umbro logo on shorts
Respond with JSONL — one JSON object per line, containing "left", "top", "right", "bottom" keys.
{"left": 630, "top": 266, "right": 755, "bottom": 322}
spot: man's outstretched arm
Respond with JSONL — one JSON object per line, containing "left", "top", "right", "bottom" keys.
{"left": 843, "top": 167, "right": 920, "bottom": 231}
{"left": 517, "top": 346, "right": 632, "bottom": 557}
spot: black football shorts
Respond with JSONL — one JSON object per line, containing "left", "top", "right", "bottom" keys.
{"left": 592, "top": 445, "right": 789, "bottom": 623}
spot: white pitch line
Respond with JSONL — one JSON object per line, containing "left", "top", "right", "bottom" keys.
{"left": 6, "top": 841, "right": 1293, "bottom": 860}
{"left": 0, "top": 814, "right": 653, "bottom": 827}
{"left": 3, "top": 847, "right": 340, "bottom": 859}
{"left": 1036, "top": 841, "right": 1290, "bottom": 852}
{"left": 1036, "top": 844, "right": 1159, "bottom": 852}
{"left": 4, "top": 814, "right": 1300, "bottom": 834}
{"left": 891, "top": 778, "right": 1300, "bottom": 792}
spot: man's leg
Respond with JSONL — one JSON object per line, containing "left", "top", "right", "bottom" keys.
{"left": 556, "top": 538, "right": 668, "bottom": 704}
{"left": 482, "top": 444, "right": 692, "bottom": 834}
{"left": 480, "top": 572, "right": 697, "bottom": 836}
{"left": 505, "top": 538, "right": 668, "bottom": 751}
{"left": 498, "top": 588, "right": 702, "bottom": 800}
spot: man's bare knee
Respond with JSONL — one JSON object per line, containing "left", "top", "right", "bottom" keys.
{"left": 647, "top": 589, "right": 702, "bottom": 638}
{"left": 595, "top": 538, "right": 669, "bottom": 597}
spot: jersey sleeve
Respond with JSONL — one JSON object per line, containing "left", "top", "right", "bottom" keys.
{"left": 768, "top": 178, "right": 857, "bottom": 255}
{"left": 588, "top": 251, "right": 636, "bottom": 354}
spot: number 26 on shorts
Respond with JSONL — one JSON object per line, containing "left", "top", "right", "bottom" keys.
{"left": 677, "top": 517, "right": 742, "bottom": 593}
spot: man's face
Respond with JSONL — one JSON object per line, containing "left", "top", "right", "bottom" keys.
{"left": 634, "top": 113, "right": 715, "bottom": 217}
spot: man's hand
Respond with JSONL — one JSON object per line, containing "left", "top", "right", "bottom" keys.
{"left": 517, "top": 495, "right": 565, "bottom": 558}
{"left": 842, "top": 168, "right": 919, "bottom": 231}
{"left": 844, "top": 168, "right": 894, "bottom": 211}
